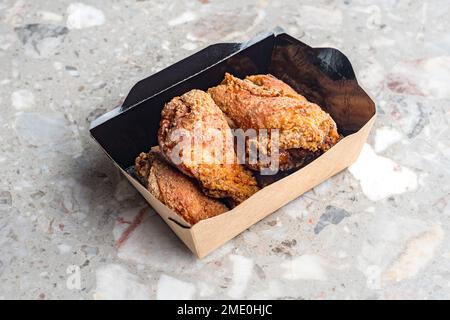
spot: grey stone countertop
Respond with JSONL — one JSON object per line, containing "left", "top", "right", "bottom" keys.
{"left": 0, "top": 0, "right": 449, "bottom": 300}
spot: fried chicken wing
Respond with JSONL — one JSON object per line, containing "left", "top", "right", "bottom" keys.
{"left": 135, "top": 149, "right": 228, "bottom": 225}
{"left": 208, "top": 73, "right": 340, "bottom": 171}
{"left": 158, "top": 89, "right": 259, "bottom": 205}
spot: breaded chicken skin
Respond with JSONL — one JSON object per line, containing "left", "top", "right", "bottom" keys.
{"left": 158, "top": 89, "right": 259, "bottom": 205}
{"left": 208, "top": 73, "right": 340, "bottom": 171}
{"left": 135, "top": 149, "right": 228, "bottom": 225}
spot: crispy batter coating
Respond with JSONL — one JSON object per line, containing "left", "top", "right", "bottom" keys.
{"left": 135, "top": 149, "right": 228, "bottom": 225}
{"left": 208, "top": 73, "right": 340, "bottom": 171}
{"left": 158, "top": 89, "right": 259, "bottom": 205}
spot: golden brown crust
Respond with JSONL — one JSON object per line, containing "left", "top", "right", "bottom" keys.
{"left": 245, "top": 74, "right": 307, "bottom": 100}
{"left": 135, "top": 150, "right": 228, "bottom": 225}
{"left": 208, "top": 73, "right": 340, "bottom": 171}
{"left": 158, "top": 89, "right": 259, "bottom": 205}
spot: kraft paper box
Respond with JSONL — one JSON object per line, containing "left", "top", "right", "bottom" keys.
{"left": 90, "top": 29, "right": 376, "bottom": 258}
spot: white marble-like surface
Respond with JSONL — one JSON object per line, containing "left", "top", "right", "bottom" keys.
{"left": 0, "top": 0, "right": 449, "bottom": 300}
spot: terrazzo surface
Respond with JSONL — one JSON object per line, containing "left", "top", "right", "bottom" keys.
{"left": 0, "top": 0, "right": 449, "bottom": 299}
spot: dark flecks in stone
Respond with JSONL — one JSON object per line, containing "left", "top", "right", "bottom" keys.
{"left": 30, "top": 190, "right": 45, "bottom": 200}
{"left": 0, "top": 191, "right": 12, "bottom": 208}
{"left": 14, "top": 24, "right": 69, "bottom": 53}
{"left": 314, "top": 205, "right": 350, "bottom": 234}
{"left": 8, "top": 229, "right": 18, "bottom": 241}
{"left": 408, "top": 102, "right": 429, "bottom": 138}
{"left": 254, "top": 264, "right": 266, "bottom": 280}
{"left": 271, "top": 246, "right": 292, "bottom": 257}
{"left": 267, "top": 220, "right": 277, "bottom": 227}
{"left": 86, "top": 107, "right": 107, "bottom": 123}
{"left": 271, "top": 247, "right": 282, "bottom": 253}
{"left": 281, "top": 239, "right": 297, "bottom": 248}
{"left": 271, "top": 239, "right": 298, "bottom": 256}
{"left": 81, "top": 245, "right": 99, "bottom": 258}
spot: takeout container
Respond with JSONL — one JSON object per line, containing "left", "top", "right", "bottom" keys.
{"left": 90, "top": 29, "right": 376, "bottom": 258}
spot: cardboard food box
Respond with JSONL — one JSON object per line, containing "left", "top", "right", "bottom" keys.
{"left": 90, "top": 29, "right": 376, "bottom": 258}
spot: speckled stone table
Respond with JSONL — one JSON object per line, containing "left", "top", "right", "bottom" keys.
{"left": 0, "top": 0, "right": 449, "bottom": 300}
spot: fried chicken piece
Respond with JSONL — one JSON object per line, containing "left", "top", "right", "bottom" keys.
{"left": 158, "top": 89, "right": 259, "bottom": 205}
{"left": 208, "top": 73, "right": 340, "bottom": 171}
{"left": 135, "top": 149, "right": 228, "bottom": 225}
